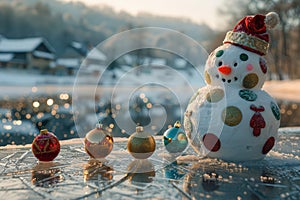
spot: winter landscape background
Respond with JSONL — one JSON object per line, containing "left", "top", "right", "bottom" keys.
{"left": 0, "top": 0, "right": 300, "bottom": 146}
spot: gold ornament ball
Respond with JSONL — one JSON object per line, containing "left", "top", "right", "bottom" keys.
{"left": 127, "top": 126, "right": 156, "bottom": 159}
{"left": 84, "top": 123, "right": 114, "bottom": 159}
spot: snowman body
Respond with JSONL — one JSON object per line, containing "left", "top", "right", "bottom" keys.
{"left": 184, "top": 44, "right": 280, "bottom": 161}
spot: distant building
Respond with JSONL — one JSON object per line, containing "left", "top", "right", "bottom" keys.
{"left": 55, "top": 58, "right": 81, "bottom": 76}
{"left": 0, "top": 37, "right": 55, "bottom": 71}
{"left": 51, "top": 41, "right": 108, "bottom": 76}
{"left": 85, "top": 48, "right": 106, "bottom": 66}
{"left": 81, "top": 48, "right": 107, "bottom": 75}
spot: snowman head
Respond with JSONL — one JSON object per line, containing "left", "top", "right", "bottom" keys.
{"left": 205, "top": 44, "right": 268, "bottom": 89}
{"left": 204, "top": 12, "right": 279, "bottom": 89}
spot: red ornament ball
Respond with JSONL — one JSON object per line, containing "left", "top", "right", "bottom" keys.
{"left": 32, "top": 129, "right": 60, "bottom": 162}
{"left": 84, "top": 123, "right": 114, "bottom": 159}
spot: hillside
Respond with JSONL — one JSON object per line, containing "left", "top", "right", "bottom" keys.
{"left": 0, "top": 0, "right": 215, "bottom": 56}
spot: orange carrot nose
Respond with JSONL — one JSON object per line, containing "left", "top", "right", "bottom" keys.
{"left": 218, "top": 65, "right": 232, "bottom": 75}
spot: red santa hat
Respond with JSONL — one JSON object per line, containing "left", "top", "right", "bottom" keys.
{"left": 223, "top": 12, "right": 279, "bottom": 55}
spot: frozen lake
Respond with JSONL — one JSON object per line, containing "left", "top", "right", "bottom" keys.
{"left": 0, "top": 127, "right": 299, "bottom": 200}
{"left": 0, "top": 78, "right": 299, "bottom": 199}
{"left": 1, "top": 82, "right": 300, "bottom": 146}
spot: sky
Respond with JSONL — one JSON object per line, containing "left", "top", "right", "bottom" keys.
{"left": 63, "top": 0, "right": 228, "bottom": 29}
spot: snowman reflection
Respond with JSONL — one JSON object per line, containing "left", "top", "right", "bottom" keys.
{"left": 184, "top": 12, "right": 281, "bottom": 161}
{"left": 183, "top": 159, "right": 282, "bottom": 199}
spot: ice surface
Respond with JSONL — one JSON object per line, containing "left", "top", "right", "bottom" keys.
{"left": 0, "top": 128, "right": 299, "bottom": 200}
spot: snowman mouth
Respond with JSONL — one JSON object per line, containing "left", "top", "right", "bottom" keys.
{"left": 216, "top": 74, "right": 238, "bottom": 83}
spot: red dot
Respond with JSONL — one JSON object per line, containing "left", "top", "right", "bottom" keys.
{"left": 259, "top": 57, "right": 268, "bottom": 74}
{"left": 203, "top": 133, "right": 221, "bottom": 152}
{"left": 262, "top": 137, "right": 275, "bottom": 154}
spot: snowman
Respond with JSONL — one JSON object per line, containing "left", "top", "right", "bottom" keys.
{"left": 184, "top": 12, "right": 281, "bottom": 161}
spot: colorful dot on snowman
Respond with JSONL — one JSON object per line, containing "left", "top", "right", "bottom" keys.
{"left": 184, "top": 12, "right": 281, "bottom": 161}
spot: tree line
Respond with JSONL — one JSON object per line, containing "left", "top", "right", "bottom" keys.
{"left": 214, "top": 0, "right": 300, "bottom": 80}
{"left": 0, "top": 0, "right": 213, "bottom": 57}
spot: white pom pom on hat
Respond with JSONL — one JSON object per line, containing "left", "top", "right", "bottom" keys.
{"left": 265, "top": 12, "right": 280, "bottom": 29}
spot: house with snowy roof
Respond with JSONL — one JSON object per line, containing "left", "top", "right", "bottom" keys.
{"left": 80, "top": 47, "right": 107, "bottom": 75}
{"left": 0, "top": 36, "right": 55, "bottom": 71}
{"left": 54, "top": 41, "right": 107, "bottom": 76}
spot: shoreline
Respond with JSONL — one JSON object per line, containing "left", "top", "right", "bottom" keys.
{"left": 0, "top": 80, "right": 300, "bottom": 102}
{"left": 1, "top": 128, "right": 299, "bottom": 149}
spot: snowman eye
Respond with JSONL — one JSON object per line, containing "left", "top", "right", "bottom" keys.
{"left": 216, "top": 50, "right": 224, "bottom": 57}
{"left": 218, "top": 61, "right": 223, "bottom": 66}
{"left": 234, "top": 63, "right": 238, "bottom": 67}
{"left": 240, "top": 53, "right": 248, "bottom": 61}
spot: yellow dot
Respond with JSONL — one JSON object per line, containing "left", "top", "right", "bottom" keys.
{"left": 206, "top": 88, "right": 224, "bottom": 103}
{"left": 222, "top": 106, "right": 242, "bottom": 126}
{"left": 205, "top": 70, "right": 211, "bottom": 84}
{"left": 243, "top": 73, "right": 258, "bottom": 89}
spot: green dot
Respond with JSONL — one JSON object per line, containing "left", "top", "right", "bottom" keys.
{"left": 270, "top": 102, "right": 280, "bottom": 120}
{"left": 239, "top": 89, "right": 257, "bottom": 101}
{"left": 216, "top": 50, "right": 224, "bottom": 57}
{"left": 240, "top": 53, "right": 249, "bottom": 61}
